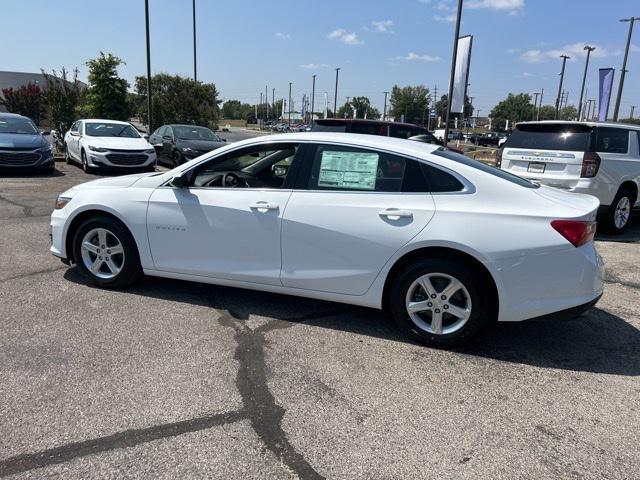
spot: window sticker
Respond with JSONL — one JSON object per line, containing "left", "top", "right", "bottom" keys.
{"left": 317, "top": 150, "right": 379, "bottom": 190}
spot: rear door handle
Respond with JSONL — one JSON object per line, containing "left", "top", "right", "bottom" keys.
{"left": 379, "top": 208, "right": 413, "bottom": 220}
{"left": 250, "top": 201, "right": 279, "bottom": 212}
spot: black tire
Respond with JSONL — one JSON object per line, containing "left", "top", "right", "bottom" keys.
{"left": 64, "top": 144, "right": 72, "bottom": 164}
{"left": 601, "top": 187, "right": 635, "bottom": 234}
{"left": 81, "top": 149, "right": 92, "bottom": 173}
{"left": 72, "top": 216, "right": 143, "bottom": 289}
{"left": 389, "top": 257, "right": 491, "bottom": 347}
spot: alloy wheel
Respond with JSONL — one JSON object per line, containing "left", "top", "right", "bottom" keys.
{"left": 405, "top": 272, "right": 472, "bottom": 335}
{"left": 614, "top": 196, "right": 631, "bottom": 230}
{"left": 80, "top": 228, "right": 125, "bottom": 280}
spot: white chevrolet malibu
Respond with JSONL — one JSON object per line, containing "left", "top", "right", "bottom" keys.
{"left": 50, "top": 133, "right": 604, "bottom": 346}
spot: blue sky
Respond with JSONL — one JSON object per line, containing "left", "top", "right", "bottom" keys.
{"left": 1, "top": 0, "right": 639, "bottom": 117}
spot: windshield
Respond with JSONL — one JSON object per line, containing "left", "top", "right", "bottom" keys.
{"left": 0, "top": 116, "right": 38, "bottom": 135}
{"left": 174, "top": 126, "right": 219, "bottom": 141}
{"left": 504, "top": 123, "right": 592, "bottom": 151}
{"left": 433, "top": 149, "right": 539, "bottom": 189}
{"left": 85, "top": 122, "right": 141, "bottom": 138}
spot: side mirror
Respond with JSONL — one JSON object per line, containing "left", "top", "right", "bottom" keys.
{"left": 171, "top": 171, "right": 191, "bottom": 188}
{"left": 70, "top": 131, "right": 80, "bottom": 137}
{"left": 162, "top": 135, "right": 172, "bottom": 141}
{"left": 143, "top": 134, "right": 149, "bottom": 140}
{"left": 41, "top": 130, "right": 51, "bottom": 136}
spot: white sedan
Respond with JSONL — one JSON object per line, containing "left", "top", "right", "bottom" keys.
{"left": 50, "top": 133, "right": 604, "bottom": 347}
{"left": 63, "top": 119, "right": 156, "bottom": 172}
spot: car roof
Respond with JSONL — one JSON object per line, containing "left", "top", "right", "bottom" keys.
{"left": 78, "top": 119, "right": 132, "bottom": 125}
{"left": 315, "top": 118, "right": 427, "bottom": 129}
{"left": 222, "top": 132, "right": 441, "bottom": 157}
{"left": 0, "top": 112, "right": 30, "bottom": 119}
{"left": 166, "top": 124, "right": 211, "bottom": 128}
{"left": 517, "top": 120, "right": 640, "bottom": 131}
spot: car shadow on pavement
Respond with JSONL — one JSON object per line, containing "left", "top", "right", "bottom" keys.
{"left": 64, "top": 268, "right": 640, "bottom": 377}
{"left": 595, "top": 211, "right": 640, "bottom": 243}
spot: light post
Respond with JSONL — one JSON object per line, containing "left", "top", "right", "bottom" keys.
{"left": 533, "top": 92, "right": 540, "bottom": 121}
{"left": 631, "top": 105, "right": 637, "bottom": 120}
{"left": 144, "top": 0, "right": 152, "bottom": 133}
{"left": 383, "top": 91, "right": 389, "bottom": 121}
{"left": 613, "top": 17, "right": 640, "bottom": 121}
{"left": 333, "top": 68, "right": 340, "bottom": 117}
{"left": 444, "top": 0, "right": 464, "bottom": 146}
{"left": 577, "top": 46, "right": 595, "bottom": 121}
{"left": 192, "top": 0, "right": 197, "bottom": 81}
{"left": 555, "top": 55, "right": 570, "bottom": 119}
{"left": 288, "top": 82, "right": 292, "bottom": 126}
{"left": 311, "top": 74, "right": 316, "bottom": 125}
{"left": 537, "top": 88, "right": 544, "bottom": 120}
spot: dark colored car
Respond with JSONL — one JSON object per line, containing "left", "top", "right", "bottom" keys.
{"left": 149, "top": 124, "right": 226, "bottom": 167}
{"left": 0, "top": 112, "right": 55, "bottom": 173}
{"left": 312, "top": 118, "right": 433, "bottom": 139}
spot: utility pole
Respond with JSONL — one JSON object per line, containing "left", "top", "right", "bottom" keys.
{"left": 259, "top": 92, "right": 263, "bottom": 128}
{"left": 577, "top": 45, "right": 595, "bottom": 121}
{"left": 444, "top": 0, "right": 464, "bottom": 146}
{"left": 344, "top": 97, "right": 351, "bottom": 118}
{"left": 333, "top": 68, "right": 340, "bottom": 117}
{"left": 383, "top": 91, "right": 389, "bottom": 121}
{"left": 265, "top": 86, "right": 268, "bottom": 122}
{"left": 537, "top": 88, "right": 544, "bottom": 121}
{"left": 272, "top": 87, "right": 275, "bottom": 119}
{"left": 555, "top": 54, "right": 570, "bottom": 119}
{"left": 613, "top": 17, "right": 640, "bottom": 121}
{"left": 323, "top": 92, "right": 328, "bottom": 119}
{"left": 288, "top": 82, "right": 292, "bottom": 126}
{"left": 192, "top": 0, "right": 198, "bottom": 81}
{"left": 432, "top": 85, "right": 438, "bottom": 128}
{"left": 144, "top": 0, "right": 153, "bottom": 133}
{"left": 533, "top": 92, "right": 540, "bottom": 121}
{"left": 467, "top": 96, "right": 474, "bottom": 131}
{"left": 311, "top": 75, "right": 316, "bottom": 124}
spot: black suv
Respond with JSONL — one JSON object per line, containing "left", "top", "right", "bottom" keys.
{"left": 0, "top": 112, "right": 55, "bottom": 173}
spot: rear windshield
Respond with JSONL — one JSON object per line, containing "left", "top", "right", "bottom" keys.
{"left": 433, "top": 149, "right": 539, "bottom": 189}
{"left": 504, "top": 124, "right": 592, "bottom": 151}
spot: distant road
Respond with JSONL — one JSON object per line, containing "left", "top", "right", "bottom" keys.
{"left": 217, "top": 126, "right": 270, "bottom": 143}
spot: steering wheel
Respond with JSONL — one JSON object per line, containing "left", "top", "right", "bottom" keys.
{"left": 222, "top": 172, "right": 245, "bottom": 188}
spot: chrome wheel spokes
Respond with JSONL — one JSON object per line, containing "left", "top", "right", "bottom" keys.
{"left": 80, "top": 228, "right": 125, "bottom": 280}
{"left": 405, "top": 273, "right": 472, "bottom": 335}
{"left": 614, "top": 196, "right": 631, "bottom": 229}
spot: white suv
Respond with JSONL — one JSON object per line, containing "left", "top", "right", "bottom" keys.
{"left": 498, "top": 121, "right": 640, "bottom": 233}
{"left": 64, "top": 119, "right": 157, "bottom": 173}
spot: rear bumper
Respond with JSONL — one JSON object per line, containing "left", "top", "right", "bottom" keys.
{"left": 525, "top": 293, "right": 602, "bottom": 322}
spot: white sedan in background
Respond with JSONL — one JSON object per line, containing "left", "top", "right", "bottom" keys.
{"left": 63, "top": 119, "right": 156, "bottom": 172}
{"left": 50, "top": 133, "right": 604, "bottom": 347}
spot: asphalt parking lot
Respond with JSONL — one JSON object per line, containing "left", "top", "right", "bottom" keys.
{"left": 1, "top": 161, "right": 639, "bottom": 479}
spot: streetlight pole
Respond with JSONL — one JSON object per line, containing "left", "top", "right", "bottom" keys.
{"left": 265, "top": 85, "right": 268, "bottom": 121}
{"left": 555, "top": 55, "right": 570, "bottom": 119}
{"left": 532, "top": 92, "right": 540, "bottom": 121}
{"left": 288, "top": 82, "right": 292, "bottom": 126}
{"left": 444, "top": 0, "right": 464, "bottom": 147}
{"left": 631, "top": 105, "right": 636, "bottom": 119}
{"left": 192, "top": 0, "right": 197, "bottom": 81}
{"left": 311, "top": 74, "right": 316, "bottom": 124}
{"left": 333, "top": 68, "right": 340, "bottom": 118}
{"left": 383, "top": 91, "right": 389, "bottom": 121}
{"left": 613, "top": 17, "right": 640, "bottom": 121}
{"left": 144, "top": 0, "right": 153, "bottom": 133}
{"left": 537, "top": 88, "right": 544, "bottom": 121}
{"left": 577, "top": 46, "right": 595, "bottom": 121}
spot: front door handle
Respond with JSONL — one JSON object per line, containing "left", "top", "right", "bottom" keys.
{"left": 250, "top": 201, "right": 279, "bottom": 212}
{"left": 379, "top": 208, "right": 413, "bottom": 220}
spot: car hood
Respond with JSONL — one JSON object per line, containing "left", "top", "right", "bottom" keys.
{"left": 85, "top": 137, "right": 152, "bottom": 150}
{"left": 0, "top": 133, "right": 46, "bottom": 149}
{"left": 533, "top": 184, "right": 600, "bottom": 218}
{"left": 177, "top": 139, "right": 225, "bottom": 151}
{"left": 69, "top": 172, "right": 158, "bottom": 192}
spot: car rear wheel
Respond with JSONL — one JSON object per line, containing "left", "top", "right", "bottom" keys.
{"left": 602, "top": 187, "right": 634, "bottom": 234}
{"left": 73, "top": 216, "right": 142, "bottom": 288}
{"left": 389, "top": 258, "right": 490, "bottom": 347}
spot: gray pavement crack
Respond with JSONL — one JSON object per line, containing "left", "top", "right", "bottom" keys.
{"left": 0, "top": 265, "right": 67, "bottom": 284}
{"left": 0, "top": 194, "right": 34, "bottom": 218}
{"left": 604, "top": 273, "right": 640, "bottom": 291}
{"left": 0, "top": 410, "right": 246, "bottom": 477}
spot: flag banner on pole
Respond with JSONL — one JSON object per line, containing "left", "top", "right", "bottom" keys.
{"left": 598, "top": 68, "right": 615, "bottom": 122}
{"left": 451, "top": 35, "right": 473, "bottom": 114}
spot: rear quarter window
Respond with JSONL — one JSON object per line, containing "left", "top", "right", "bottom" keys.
{"left": 592, "top": 127, "right": 629, "bottom": 154}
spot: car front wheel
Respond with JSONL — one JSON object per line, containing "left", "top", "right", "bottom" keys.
{"left": 389, "top": 258, "right": 490, "bottom": 347}
{"left": 73, "top": 216, "right": 142, "bottom": 288}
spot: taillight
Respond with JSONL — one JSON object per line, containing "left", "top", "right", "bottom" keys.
{"left": 580, "top": 151, "right": 601, "bottom": 178}
{"left": 551, "top": 220, "right": 597, "bottom": 247}
{"left": 496, "top": 148, "right": 503, "bottom": 168}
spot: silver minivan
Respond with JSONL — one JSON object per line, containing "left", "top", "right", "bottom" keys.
{"left": 498, "top": 121, "right": 640, "bottom": 233}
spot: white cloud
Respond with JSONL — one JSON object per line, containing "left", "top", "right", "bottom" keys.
{"left": 327, "top": 29, "right": 362, "bottom": 45}
{"left": 299, "top": 63, "right": 329, "bottom": 69}
{"left": 521, "top": 42, "right": 618, "bottom": 63}
{"left": 396, "top": 52, "right": 441, "bottom": 62}
{"left": 506, "top": 48, "right": 521, "bottom": 54}
{"left": 466, "top": 0, "right": 524, "bottom": 11}
{"left": 371, "top": 20, "right": 394, "bottom": 33}
{"left": 275, "top": 32, "right": 290, "bottom": 40}
{"left": 433, "top": 14, "right": 456, "bottom": 22}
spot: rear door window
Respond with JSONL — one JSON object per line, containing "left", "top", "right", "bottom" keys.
{"left": 592, "top": 127, "right": 629, "bottom": 154}
{"left": 504, "top": 124, "right": 592, "bottom": 151}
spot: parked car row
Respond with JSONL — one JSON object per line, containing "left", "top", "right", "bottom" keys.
{"left": 148, "top": 124, "right": 226, "bottom": 167}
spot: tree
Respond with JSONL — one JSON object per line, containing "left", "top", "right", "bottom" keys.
{"left": 222, "top": 100, "right": 254, "bottom": 120}
{"left": 435, "top": 95, "right": 474, "bottom": 124}
{"left": 559, "top": 105, "right": 577, "bottom": 121}
{"left": 85, "top": 52, "right": 129, "bottom": 120}
{"left": 41, "top": 67, "right": 84, "bottom": 134}
{"left": 389, "top": 85, "right": 430, "bottom": 124}
{"left": 336, "top": 96, "right": 380, "bottom": 119}
{"left": 133, "top": 73, "right": 220, "bottom": 130}
{"left": 538, "top": 105, "right": 556, "bottom": 121}
{"left": 1, "top": 83, "right": 45, "bottom": 124}
{"left": 489, "top": 93, "right": 536, "bottom": 129}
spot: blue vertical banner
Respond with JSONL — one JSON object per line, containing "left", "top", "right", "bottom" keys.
{"left": 598, "top": 68, "right": 615, "bottom": 122}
